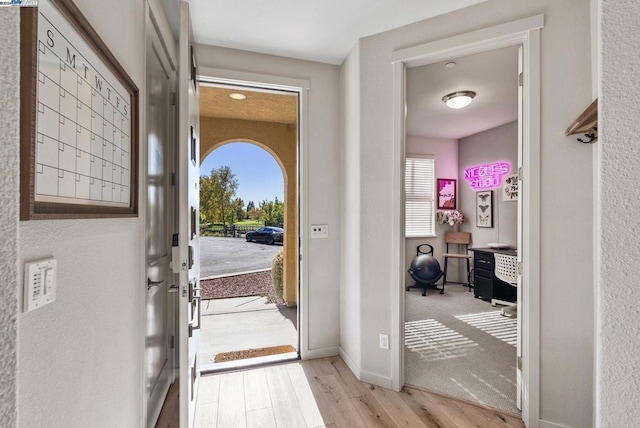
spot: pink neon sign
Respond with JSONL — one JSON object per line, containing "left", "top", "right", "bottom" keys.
{"left": 464, "top": 162, "right": 511, "bottom": 189}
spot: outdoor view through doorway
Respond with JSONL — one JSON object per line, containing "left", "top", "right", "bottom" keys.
{"left": 197, "top": 84, "right": 299, "bottom": 371}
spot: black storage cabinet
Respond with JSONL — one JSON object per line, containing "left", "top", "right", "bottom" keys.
{"left": 470, "top": 248, "right": 517, "bottom": 302}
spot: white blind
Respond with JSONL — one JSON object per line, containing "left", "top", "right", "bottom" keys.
{"left": 405, "top": 157, "right": 435, "bottom": 237}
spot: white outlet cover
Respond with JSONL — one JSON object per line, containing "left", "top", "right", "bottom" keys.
{"left": 24, "top": 258, "right": 57, "bottom": 312}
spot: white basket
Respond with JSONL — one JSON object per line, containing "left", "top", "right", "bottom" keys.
{"left": 494, "top": 253, "right": 517, "bottom": 285}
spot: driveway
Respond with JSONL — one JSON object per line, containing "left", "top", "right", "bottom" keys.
{"left": 200, "top": 236, "right": 283, "bottom": 278}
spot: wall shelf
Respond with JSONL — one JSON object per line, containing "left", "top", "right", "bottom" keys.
{"left": 566, "top": 98, "right": 598, "bottom": 143}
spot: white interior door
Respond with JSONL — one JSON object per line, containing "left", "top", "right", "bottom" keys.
{"left": 144, "top": 9, "right": 175, "bottom": 426}
{"left": 516, "top": 44, "right": 524, "bottom": 412}
{"left": 176, "top": 2, "right": 201, "bottom": 427}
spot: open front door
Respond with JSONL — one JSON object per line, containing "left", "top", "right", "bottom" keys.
{"left": 176, "top": 2, "right": 200, "bottom": 427}
{"left": 516, "top": 44, "right": 524, "bottom": 412}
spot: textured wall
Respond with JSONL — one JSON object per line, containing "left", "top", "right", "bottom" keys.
{"left": 0, "top": 8, "right": 19, "bottom": 428}
{"left": 18, "top": 0, "right": 146, "bottom": 426}
{"left": 200, "top": 117, "right": 298, "bottom": 306}
{"left": 599, "top": 1, "right": 640, "bottom": 426}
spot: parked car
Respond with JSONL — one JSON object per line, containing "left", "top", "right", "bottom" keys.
{"left": 245, "top": 227, "right": 284, "bottom": 245}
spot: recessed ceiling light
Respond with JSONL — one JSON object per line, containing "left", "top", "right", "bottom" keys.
{"left": 445, "top": 61, "right": 457, "bottom": 68}
{"left": 442, "top": 91, "right": 476, "bottom": 109}
{"left": 229, "top": 93, "right": 247, "bottom": 100}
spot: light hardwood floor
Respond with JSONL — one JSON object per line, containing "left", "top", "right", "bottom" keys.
{"left": 156, "top": 356, "right": 524, "bottom": 428}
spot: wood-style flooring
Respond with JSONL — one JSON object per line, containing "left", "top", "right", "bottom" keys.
{"left": 155, "top": 356, "right": 524, "bottom": 428}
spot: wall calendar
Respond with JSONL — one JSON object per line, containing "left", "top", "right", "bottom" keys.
{"left": 20, "top": 0, "right": 139, "bottom": 219}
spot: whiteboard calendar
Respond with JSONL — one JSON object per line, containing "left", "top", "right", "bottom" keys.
{"left": 20, "top": 0, "right": 138, "bottom": 219}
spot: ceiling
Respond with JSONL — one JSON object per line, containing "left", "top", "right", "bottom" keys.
{"left": 200, "top": 85, "right": 297, "bottom": 124}
{"left": 407, "top": 46, "right": 519, "bottom": 139}
{"left": 184, "top": 0, "right": 487, "bottom": 65}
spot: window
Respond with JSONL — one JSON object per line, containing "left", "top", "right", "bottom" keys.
{"left": 405, "top": 156, "right": 435, "bottom": 237}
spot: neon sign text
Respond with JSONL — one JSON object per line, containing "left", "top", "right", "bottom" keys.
{"left": 464, "top": 162, "right": 511, "bottom": 189}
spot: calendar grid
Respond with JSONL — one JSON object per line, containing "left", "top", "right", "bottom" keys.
{"left": 35, "top": 11, "right": 131, "bottom": 206}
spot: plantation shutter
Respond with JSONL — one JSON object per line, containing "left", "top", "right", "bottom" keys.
{"left": 405, "top": 156, "right": 435, "bottom": 237}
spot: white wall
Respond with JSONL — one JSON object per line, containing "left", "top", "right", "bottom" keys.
{"left": 17, "top": 1, "right": 146, "bottom": 426}
{"left": 0, "top": 8, "right": 19, "bottom": 427}
{"left": 598, "top": 1, "right": 640, "bottom": 426}
{"left": 194, "top": 45, "right": 342, "bottom": 355}
{"left": 459, "top": 121, "right": 518, "bottom": 247}
{"left": 339, "top": 43, "right": 362, "bottom": 369}
{"left": 404, "top": 136, "right": 458, "bottom": 286}
{"left": 343, "top": 1, "right": 594, "bottom": 426}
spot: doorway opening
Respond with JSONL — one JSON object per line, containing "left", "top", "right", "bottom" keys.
{"left": 402, "top": 45, "right": 521, "bottom": 414}
{"left": 391, "top": 16, "right": 543, "bottom": 427}
{"left": 197, "top": 84, "right": 300, "bottom": 371}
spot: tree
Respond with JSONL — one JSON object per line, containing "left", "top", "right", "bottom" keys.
{"left": 259, "top": 197, "right": 284, "bottom": 225}
{"left": 199, "top": 166, "right": 239, "bottom": 228}
{"left": 233, "top": 197, "right": 245, "bottom": 222}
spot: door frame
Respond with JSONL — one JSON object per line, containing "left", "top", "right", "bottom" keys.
{"left": 390, "top": 15, "right": 543, "bottom": 427}
{"left": 141, "top": 1, "right": 178, "bottom": 427}
{"left": 196, "top": 66, "right": 312, "bottom": 358}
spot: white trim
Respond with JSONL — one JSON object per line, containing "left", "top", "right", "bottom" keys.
{"left": 391, "top": 16, "right": 543, "bottom": 428}
{"left": 360, "top": 370, "right": 393, "bottom": 390}
{"left": 198, "top": 66, "right": 310, "bottom": 91}
{"left": 540, "top": 420, "right": 572, "bottom": 428}
{"left": 392, "top": 14, "right": 544, "bottom": 65}
{"left": 338, "top": 347, "right": 360, "bottom": 378}
{"left": 195, "top": 67, "right": 311, "bottom": 363}
{"left": 304, "top": 346, "right": 339, "bottom": 360}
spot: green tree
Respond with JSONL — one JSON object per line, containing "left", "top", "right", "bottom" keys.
{"left": 199, "top": 166, "right": 239, "bottom": 228}
{"left": 233, "top": 197, "right": 245, "bottom": 223}
{"left": 259, "top": 197, "right": 284, "bottom": 225}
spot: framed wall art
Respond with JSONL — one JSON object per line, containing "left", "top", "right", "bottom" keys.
{"left": 437, "top": 178, "right": 456, "bottom": 209}
{"left": 502, "top": 174, "right": 518, "bottom": 201}
{"left": 20, "top": 0, "right": 139, "bottom": 220}
{"left": 476, "top": 190, "right": 493, "bottom": 228}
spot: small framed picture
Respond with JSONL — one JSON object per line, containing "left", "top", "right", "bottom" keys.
{"left": 437, "top": 179, "right": 457, "bottom": 209}
{"left": 503, "top": 174, "right": 518, "bottom": 201}
{"left": 476, "top": 191, "right": 493, "bottom": 228}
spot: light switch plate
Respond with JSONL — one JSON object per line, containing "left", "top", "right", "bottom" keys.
{"left": 311, "top": 224, "right": 328, "bottom": 239}
{"left": 24, "top": 258, "right": 57, "bottom": 312}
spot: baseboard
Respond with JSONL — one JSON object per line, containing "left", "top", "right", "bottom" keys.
{"left": 540, "top": 420, "right": 571, "bottom": 428}
{"left": 302, "top": 346, "right": 338, "bottom": 360}
{"left": 338, "top": 347, "right": 360, "bottom": 379}
{"left": 360, "top": 369, "right": 393, "bottom": 389}
{"left": 337, "top": 347, "right": 393, "bottom": 389}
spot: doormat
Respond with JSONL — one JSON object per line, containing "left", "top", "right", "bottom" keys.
{"left": 214, "top": 345, "right": 296, "bottom": 363}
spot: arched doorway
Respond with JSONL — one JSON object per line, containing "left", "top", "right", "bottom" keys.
{"left": 201, "top": 132, "right": 298, "bottom": 306}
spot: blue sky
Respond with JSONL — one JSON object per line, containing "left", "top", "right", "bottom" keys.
{"left": 201, "top": 142, "right": 284, "bottom": 206}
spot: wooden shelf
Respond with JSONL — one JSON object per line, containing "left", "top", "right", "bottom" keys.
{"left": 566, "top": 98, "right": 598, "bottom": 136}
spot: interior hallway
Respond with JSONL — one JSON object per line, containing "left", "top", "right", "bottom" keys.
{"left": 156, "top": 356, "right": 523, "bottom": 428}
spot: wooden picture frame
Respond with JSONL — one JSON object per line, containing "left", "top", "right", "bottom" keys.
{"left": 476, "top": 190, "right": 493, "bottom": 228}
{"left": 20, "top": 0, "right": 139, "bottom": 220}
{"left": 437, "top": 178, "right": 456, "bottom": 209}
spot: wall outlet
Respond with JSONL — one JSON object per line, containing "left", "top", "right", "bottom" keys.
{"left": 311, "top": 224, "right": 328, "bottom": 238}
{"left": 379, "top": 333, "right": 389, "bottom": 350}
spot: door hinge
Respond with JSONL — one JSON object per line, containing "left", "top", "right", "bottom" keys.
{"left": 170, "top": 172, "right": 176, "bottom": 186}
{"left": 517, "top": 356, "right": 522, "bottom": 370}
{"left": 170, "top": 335, "right": 175, "bottom": 349}
{"left": 169, "top": 91, "right": 176, "bottom": 106}
{"left": 517, "top": 262, "right": 523, "bottom": 275}
{"left": 518, "top": 167, "right": 523, "bottom": 182}
{"left": 518, "top": 72, "right": 523, "bottom": 87}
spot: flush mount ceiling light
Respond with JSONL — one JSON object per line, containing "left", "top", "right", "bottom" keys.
{"left": 442, "top": 90, "right": 476, "bottom": 109}
{"left": 229, "top": 92, "right": 247, "bottom": 100}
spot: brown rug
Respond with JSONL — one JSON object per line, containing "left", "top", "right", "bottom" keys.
{"left": 214, "top": 345, "right": 296, "bottom": 363}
